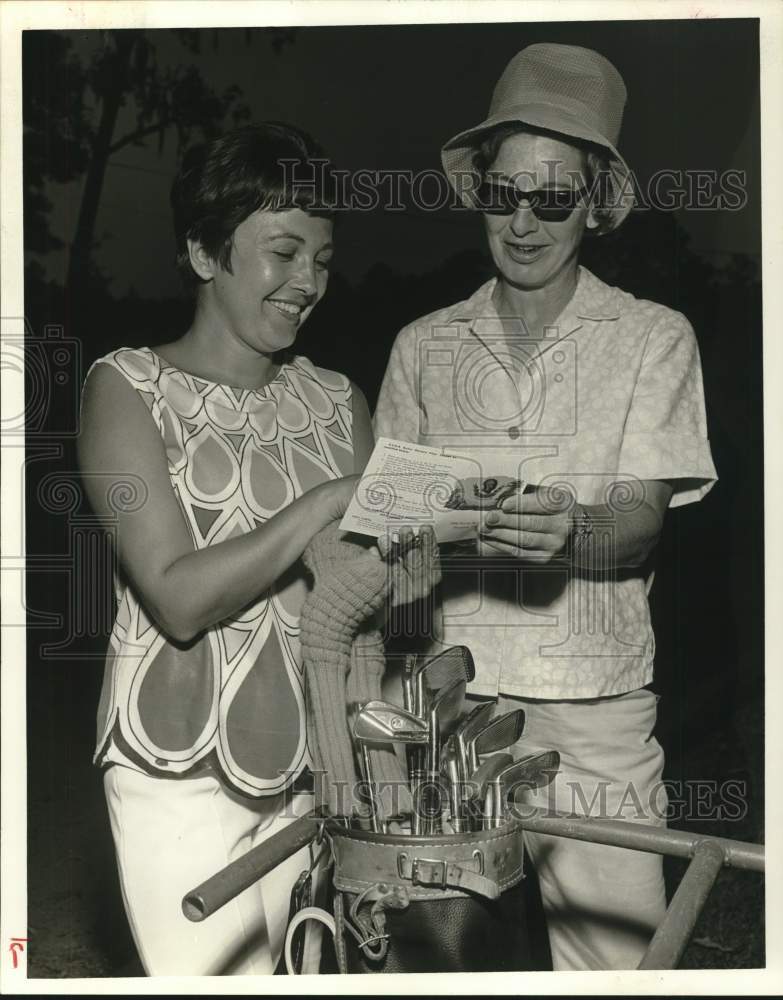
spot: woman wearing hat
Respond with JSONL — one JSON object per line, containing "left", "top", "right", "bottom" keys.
{"left": 374, "top": 44, "right": 717, "bottom": 970}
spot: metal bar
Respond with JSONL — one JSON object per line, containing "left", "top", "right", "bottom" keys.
{"left": 182, "top": 811, "right": 320, "bottom": 922}
{"left": 515, "top": 808, "right": 764, "bottom": 872}
{"left": 184, "top": 803, "right": 764, "bottom": 934}
{"left": 638, "top": 840, "right": 726, "bottom": 969}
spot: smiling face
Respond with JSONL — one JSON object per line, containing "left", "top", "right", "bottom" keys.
{"left": 482, "top": 132, "right": 597, "bottom": 295}
{"left": 191, "top": 207, "right": 333, "bottom": 356}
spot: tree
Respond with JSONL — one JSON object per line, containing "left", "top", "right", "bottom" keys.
{"left": 23, "top": 32, "right": 92, "bottom": 257}
{"left": 23, "top": 29, "right": 301, "bottom": 302}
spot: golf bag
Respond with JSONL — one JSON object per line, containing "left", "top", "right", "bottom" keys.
{"left": 319, "top": 815, "right": 533, "bottom": 974}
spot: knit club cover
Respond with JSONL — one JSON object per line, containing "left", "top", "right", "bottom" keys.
{"left": 300, "top": 521, "right": 410, "bottom": 818}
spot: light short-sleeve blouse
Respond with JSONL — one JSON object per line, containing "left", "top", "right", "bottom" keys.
{"left": 373, "top": 267, "right": 718, "bottom": 700}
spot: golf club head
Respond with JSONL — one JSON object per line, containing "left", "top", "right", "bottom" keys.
{"left": 353, "top": 701, "right": 429, "bottom": 745}
{"left": 414, "top": 646, "right": 475, "bottom": 718}
{"left": 488, "top": 750, "right": 561, "bottom": 826}
{"left": 454, "top": 701, "right": 495, "bottom": 791}
{"left": 464, "top": 752, "right": 514, "bottom": 828}
{"left": 428, "top": 676, "right": 467, "bottom": 767}
{"left": 467, "top": 708, "right": 526, "bottom": 774}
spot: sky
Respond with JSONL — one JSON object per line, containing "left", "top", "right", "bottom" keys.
{"left": 32, "top": 18, "right": 760, "bottom": 298}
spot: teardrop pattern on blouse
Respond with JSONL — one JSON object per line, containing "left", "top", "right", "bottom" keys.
{"left": 243, "top": 446, "right": 293, "bottom": 519}
{"left": 133, "top": 631, "right": 218, "bottom": 755}
{"left": 185, "top": 423, "right": 240, "bottom": 502}
{"left": 91, "top": 348, "right": 356, "bottom": 796}
{"left": 157, "top": 368, "right": 205, "bottom": 420}
{"left": 288, "top": 369, "right": 336, "bottom": 420}
{"left": 204, "top": 393, "right": 249, "bottom": 431}
{"left": 274, "top": 381, "right": 312, "bottom": 433}
{"left": 285, "top": 436, "right": 336, "bottom": 494}
{"left": 318, "top": 421, "right": 354, "bottom": 473}
{"left": 247, "top": 400, "right": 282, "bottom": 443}
{"left": 220, "top": 624, "right": 305, "bottom": 786}
{"left": 114, "top": 348, "right": 155, "bottom": 386}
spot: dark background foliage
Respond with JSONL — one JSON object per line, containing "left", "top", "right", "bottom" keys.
{"left": 22, "top": 19, "right": 763, "bottom": 975}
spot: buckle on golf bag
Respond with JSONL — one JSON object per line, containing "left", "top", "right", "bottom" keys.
{"left": 409, "top": 857, "right": 448, "bottom": 890}
{"left": 328, "top": 819, "right": 524, "bottom": 901}
{"left": 395, "top": 850, "right": 489, "bottom": 895}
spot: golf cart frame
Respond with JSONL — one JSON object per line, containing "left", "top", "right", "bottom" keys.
{"left": 183, "top": 806, "right": 765, "bottom": 971}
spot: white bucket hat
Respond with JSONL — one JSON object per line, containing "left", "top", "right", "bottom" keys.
{"left": 441, "top": 43, "right": 635, "bottom": 230}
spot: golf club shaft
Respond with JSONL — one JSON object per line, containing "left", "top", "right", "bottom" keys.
{"left": 421, "top": 769, "right": 444, "bottom": 836}
{"left": 443, "top": 749, "right": 464, "bottom": 833}
{"left": 361, "top": 745, "right": 381, "bottom": 834}
{"left": 402, "top": 654, "right": 417, "bottom": 714}
{"left": 410, "top": 768, "right": 424, "bottom": 836}
{"left": 482, "top": 784, "right": 496, "bottom": 830}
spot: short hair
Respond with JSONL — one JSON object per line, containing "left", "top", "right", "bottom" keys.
{"left": 171, "top": 122, "right": 338, "bottom": 287}
{"left": 472, "top": 123, "right": 616, "bottom": 235}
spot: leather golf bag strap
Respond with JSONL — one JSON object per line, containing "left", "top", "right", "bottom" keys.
{"left": 330, "top": 821, "right": 524, "bottom": 901}
{"left": 326, "top": 820, "right": 531, "bottom": 974}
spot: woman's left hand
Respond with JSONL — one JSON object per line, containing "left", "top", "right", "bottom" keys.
{"left": 478, "top": 491, "right": 571, "bottom": 563}
{"left": 376, "top": 524, "right": 441, "bottom": 607}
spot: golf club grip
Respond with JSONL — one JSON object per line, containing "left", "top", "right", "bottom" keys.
{"left": 182, "top": 811, "right": 319, "bottom": 922}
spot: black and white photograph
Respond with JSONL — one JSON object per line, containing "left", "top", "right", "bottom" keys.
{"left": 1, "top": 0, "right": 781, "bottom": 991}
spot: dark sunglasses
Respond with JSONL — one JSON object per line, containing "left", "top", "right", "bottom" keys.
{"left": 475, "top": 180, "right": 590, "bottom": 221}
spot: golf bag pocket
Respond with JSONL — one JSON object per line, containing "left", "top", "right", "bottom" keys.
{"left": 327, "top": 818, "right": 533, "bottom": 973}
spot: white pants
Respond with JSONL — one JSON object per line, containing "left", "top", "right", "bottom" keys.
{"left": 497, "top": 687, "right": 668, "bottom": 971}
{"left": 103, "top": 764, "right": 319, "bottom": 976}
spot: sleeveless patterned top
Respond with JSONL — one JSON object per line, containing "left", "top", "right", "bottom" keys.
{"left": 90, "top": 347, "right": 355, "bottom": 796}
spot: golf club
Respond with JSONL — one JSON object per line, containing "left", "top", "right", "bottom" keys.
{"left": 466, "top": 708, "right": 526, "bottom": 775}
{"left": 414, "top": 646, "right": 475, "bottom": 718}
{"left": 353, "top": 701, "right": 429, "bottom": 832}
{"left": 402, "top": 653, "right": 418, "bottom": 714}
{"left": 440, "top": 734, "right": 465, "bottom": 833}
{"left": 408, "top": 647, "right": 474, "bottom": 831}
{"left": 421, "top": 676, "right": 466, "bottom": 834}
{"left": 427, "top": 676, "right": 467, "bottom": 773}
{"left": 485, "top": 750, "right": 561, "bottom": 828}
{"left": 453, "top": 700, "right": 495, "bottom": 791}
{"left": 464, "top": 752, "right": 515, "bottom": 831}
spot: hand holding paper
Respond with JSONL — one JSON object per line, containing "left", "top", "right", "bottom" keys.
{"left": 339, "top": 437, "right": 526, "bottom": 543}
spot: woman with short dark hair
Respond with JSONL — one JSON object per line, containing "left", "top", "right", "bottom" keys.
{"left": 77, "top": 122, "right": 432, "bottom": 975}
{"left": 170, "top": 122, "right": 337, "bottom": 285}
